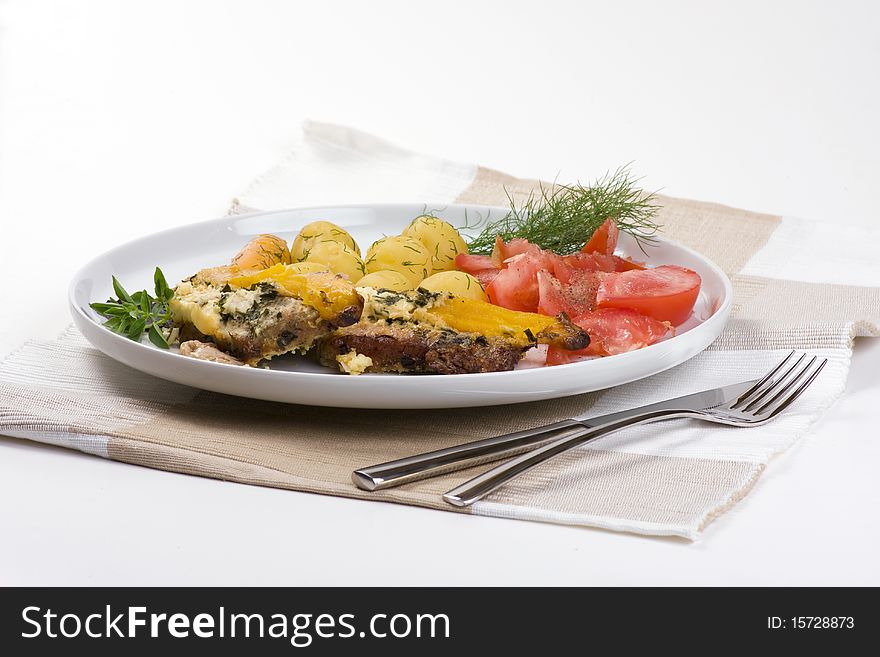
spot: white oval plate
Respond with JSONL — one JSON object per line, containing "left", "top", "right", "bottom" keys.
{"left": 69, "top": 204, "right": 731, "bottom": 409}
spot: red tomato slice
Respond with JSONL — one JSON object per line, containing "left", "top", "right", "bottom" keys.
{"left": 537, "top": 270, "right": 600, "bottom": 317}
{"left": 611, "top": 256, "right": 646, "bottom": 272}
{"left": 581, "top": 218, "right": 619, "bottom": 255}
{"left": 491, "top": 236, "right": 544, "bottom": 268}
{"left": 536, "top": 271, "right": 568, "bottom": 316}
{"left": 546, "top": 308, "right": 671, "bottom": 363}
{"left": 557, "top": 253, "right": 599, "bottom": 278}
{"left": 490, "top": 236, "right": 507, "bottom": 268}
{"left": 561, "top": 252, "right": 645, "bottom": 275}
{"left": 486, "top": 253, "right": 545, "bottom": 311}
{"left": 471, "top": 268, "right": 501, "bottom": 287}
{"left": 546, "top": 347, "right": 584, "bottom": 365}
{"left": 456, "top": 253, "right": 496, "bottom": 273}
{"left": 596, "top": 265, "right": 701, "bottom": 326}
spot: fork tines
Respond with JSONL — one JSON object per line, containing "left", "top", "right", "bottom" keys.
{"left": 730, "top": 351, "right": 828, "bottom": 418}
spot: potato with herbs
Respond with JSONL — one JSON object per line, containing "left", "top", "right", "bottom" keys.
{"left": 303, "top": 240, "right": 365, "bottom": 281}
{"left": 419, "top": 271, "right": 488, "bottom": 302}
{"left": 403, "top": 215, "right": 468, "bottom": 273}
{"left": 287, "top": 261, "right": 329, "bottom": 274}
{"left": 231, "top": 234, "right": 291, "bottom": 270}
{"left": 364, "top": 236, "right": 432, "bottom": 287}
{"left": 355, "top": 270, "right": 412, "bottom": 292}
{"left": 291, "top": 221, "right": 360, "bottom": 261}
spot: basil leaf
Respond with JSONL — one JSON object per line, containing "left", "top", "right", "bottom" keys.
{"left": 90, "top": 302, "right": 121, "bottom": 314}
{"left": 112, "top": 276, "right": 133, "bottom": 303}
{"left": 139, "top": 290, "right": 151, "bottom": 314}
{"left": 154, "top": 267, "right": 173, "bottom": 301}
{"left": 99, "top": 272, "right": 175, "bottom": 347}
{"left": 148, "top": 324, "right": 170, "bottom": 349}
{"left": 126, "top": 317, "right": 147, "bottom": 340}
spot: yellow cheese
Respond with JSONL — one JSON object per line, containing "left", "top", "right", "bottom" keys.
{"left": 169, "top": 286, "right": 223, "bottom": 335}
{"left": 228, "top": 265, "right": 362, "bottom": 322}
{"left": 335, "top": 350, "right": 373, "bottom": 375}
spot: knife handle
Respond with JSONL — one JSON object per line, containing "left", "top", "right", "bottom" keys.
{"left": 352, "top": 419, "right": 586, "bottom": 491}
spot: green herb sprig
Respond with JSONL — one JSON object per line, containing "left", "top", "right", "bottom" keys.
{"left": 464, "top": 166, "right": 661, "bottom": 255}
{"left": 89, "top": 268, "right": 175, "bottom": 348}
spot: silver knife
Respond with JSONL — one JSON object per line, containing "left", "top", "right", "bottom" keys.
{"left": 352, "top": 378, "right": 760, "bottom": 491}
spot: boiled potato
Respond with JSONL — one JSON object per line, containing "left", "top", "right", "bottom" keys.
{"left": 403, "top": 215, "right": 468, "bottom": 273}
{"left": 418, "top": 271, "right": 488, "bottom": 302}
{"left": 291, "top": 221, "right": 360, "bottom": 261}
{"left": 286, "top": 261, "right": 329, "bottom": 274}
{"left": 355, "top": 270, "right": 412, "bottom": 292}
{"left": 303, "top": 240, "right": 365, "bottom": 281}
{"left": 231, "top": 234, "right": 291, "bottom": 270}
{"left": 364, "top": 236, "right": 432, "bottom": 287}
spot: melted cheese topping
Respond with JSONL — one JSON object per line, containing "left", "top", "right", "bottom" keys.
{"left": 336, "top": 350, "right": 373, "bottom": 375}
{"left": 357, "top": 287, "right": 447, "bottom": 324}
{"left": 171, "top": 280, "right": 274, "bottom": 338}
{"left": 220, "top": 288, "right": 262, "bottom": 316}
{"left": 169, "top": 283, "right": 223, "bottom": 335}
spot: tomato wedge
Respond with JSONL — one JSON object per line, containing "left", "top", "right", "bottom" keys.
{"left": 486, "top": 251, "right": 561, "bottom": 312}
{"left": 537, "top": 270, "right": 599, "bottom": 317}
{"left": 455, "top": 253, "right": 495, "bottom": 273}
{"left": 596, "top": 265, "right": 701, "bottom": 326}
{"left": 560, "top": 252, "right": 644, "bottom": 277}
{"left": 485, "top": 254, "right": 543, "bottom": 311}
{"left": 470, "top": 268, "right": 501, "bottom": 287}
{"left": 581, "top": 218, "right": 619, "bottom": 255}
{"left": 491, "top": 236, "right": 541, "bottom": 267}
{"left": 546, "top": 308, "right": 671, "bottom": 363}
{"left": 536, "top": 271, "right": 567, "bottom": 316}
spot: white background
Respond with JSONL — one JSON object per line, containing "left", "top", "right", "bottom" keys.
{"left": 1, "top": 0, "right": 878, "bottom": 585}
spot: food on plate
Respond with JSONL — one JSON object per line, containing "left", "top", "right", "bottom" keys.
{"left": 355, "top": 270, "right": 411, "bottom": 291}
{"left": 321, "top": 322, "right": 525, "bottom": 376}
{"left": 457, "top": 214, "right": 700, "bottom": 361}
{"left": 179, "top": 340, "right": 244, "bottom": 365}
{"left": 299, "top": 239, "right": 365, "bottom": 282}
{"left": 89, "top": 268, "right": 177, "bottom": 348}
{"left": 170, "top": 265, "right": 363, "bottom": 365}
{"left": 580, "top": 217, "right": 619, "bottom": 255}
{"left": 364, "top": 235, "right": 433, "bottom": 287}
{"left": 429, "top": 296, "right": 586, "bottom": 349}
{"left": 464, "top": 167, "right": 660, "bottom": 256}
{"left": 594, "top": 265, "right": 701, "bottom": 325}
{"left": 317, "top": 287, "right": 589, "bottom": 374}
{"left": 545, "top": 308, "right": 672, "bottom": 363}
{"left": 418, "top": 270, "right": 488, "bottom": 302}
{"left": 291, "top": 220, "right": 360, "bottom": 260}
{"left": 286, "top": 261, "right": 330, "bottom": 274}
{"left": 231, "top": 234, "right": 291, "bottom": 270}
{"left": 227, "top": 265, "right": 363, "bottom": 322}
{"left": 402, "top": 215, "right": 469, "bottom": 273}
{"left": 90, "top": 166, "right": 706, "bottom": 374}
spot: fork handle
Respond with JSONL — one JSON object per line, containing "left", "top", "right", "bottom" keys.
{"left": 443, "top": 409, "right": 690, "bottom": 507}
{"left": 352, "top": 419, "right": 585, "bottom": 491}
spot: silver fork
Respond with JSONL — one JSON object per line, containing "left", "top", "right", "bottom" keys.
{"left": 442, "top": 351, "right": 828, "bottom": 507}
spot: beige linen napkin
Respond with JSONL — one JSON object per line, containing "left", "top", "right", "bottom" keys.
{"left": 2, "top": 121, "right": 878, "bottom": 539}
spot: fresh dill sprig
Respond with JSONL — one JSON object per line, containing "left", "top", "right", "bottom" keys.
{"left": 89, "top": 267, "right": 175, "bottom": 348}
{"left": 464, "top": 166, "right": 661, "bottom": 255}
